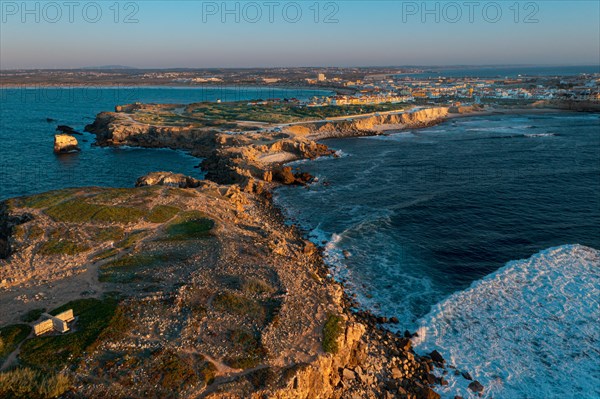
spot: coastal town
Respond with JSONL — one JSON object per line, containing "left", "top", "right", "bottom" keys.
{"left": 2, "top": 67, "right": 599, "bottom": 108}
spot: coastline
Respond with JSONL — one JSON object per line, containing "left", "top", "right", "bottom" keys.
{"left": 1, "top": 104, "right": 597, "bottom": 398}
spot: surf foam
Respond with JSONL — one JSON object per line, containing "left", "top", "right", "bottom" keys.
{"left": 414, "top": 244, "right": 600, "bottom": 399}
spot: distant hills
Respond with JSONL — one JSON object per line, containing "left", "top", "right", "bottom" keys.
{"left": 80, "top": 65, "right": 137, "bottom": 70}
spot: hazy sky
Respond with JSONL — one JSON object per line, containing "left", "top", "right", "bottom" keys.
{"left": 1, "top": 1, "right": 599, "bottom": 68}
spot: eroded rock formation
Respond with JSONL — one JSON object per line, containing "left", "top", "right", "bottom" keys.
{"left": 53, "top": 134, "right": 80, "bottom": 153}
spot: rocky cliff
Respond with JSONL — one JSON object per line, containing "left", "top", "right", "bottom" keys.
{"left": 84, "top": 105, "right": 456, "bottom": 191}
{"left": 84, "top": 111, "right": 217, "bottom": 157}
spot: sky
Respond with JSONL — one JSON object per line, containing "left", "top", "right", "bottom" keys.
{"left": 1, "top": 0, "right": 599, "bottom": 69}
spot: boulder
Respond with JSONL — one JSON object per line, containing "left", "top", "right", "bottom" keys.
{"left": 468, "top": 380, "right": 484, "bottom": 393}
{"left": 56, "top": 125, "right": 82, "bottom": 135}
{"left": 135, "top": 172, "right": 203, "bottom": 188}
{"left": 417, "top": 386, "right": 441, "bottom": 399}
{"left": 429, "top": 350, "right": 445, "bottom": 364}
{"left": 54, "top": 134, "right": 80, "bottom": 153}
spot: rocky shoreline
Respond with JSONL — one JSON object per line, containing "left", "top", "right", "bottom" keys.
{"left": 0, "top": 103, "right": 514, "bottom": 398}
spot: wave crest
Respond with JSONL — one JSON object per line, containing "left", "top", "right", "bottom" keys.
{"left": 414, "top": 244, "right": 600, "bottom": 399}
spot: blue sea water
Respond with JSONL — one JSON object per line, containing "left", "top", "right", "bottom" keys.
{"left": 1, "top": 87, "right": 599, "bottom": 398}
{"left": 0, "top": 86, "right": 330, "bottom": 200}
{"left": 275, "top": 112, "right": 600, "bottom": 398}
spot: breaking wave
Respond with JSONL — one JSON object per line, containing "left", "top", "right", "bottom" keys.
{"left": 414, "top": 244, "right": 600, "bottom": 399}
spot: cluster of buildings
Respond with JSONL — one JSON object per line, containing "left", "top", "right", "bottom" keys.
{"left": 306, "top": 72, "right": 600, "bottom": 104}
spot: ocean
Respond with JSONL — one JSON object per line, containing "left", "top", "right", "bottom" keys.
{"left": 0, "top": 86, "right": 329, "bottom": 200}
{"left": 1, "top": 87, "right": 599, "bottom": 398}
{"left": 274, "top": 112, "right": 600, "bottom": 399}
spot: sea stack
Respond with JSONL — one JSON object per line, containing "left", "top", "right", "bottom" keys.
{"left": 54, "top": 134, "right": 80, "bottom": 153}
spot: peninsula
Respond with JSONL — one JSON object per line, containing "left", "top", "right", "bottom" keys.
{"left": 0, "top": 98, "right": 594, "bottom": 399}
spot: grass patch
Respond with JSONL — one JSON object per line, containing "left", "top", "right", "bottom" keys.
{"left": 93, "top": 248, "right": 119, "bottom": 262}
{"left": 91, "top": 206, "right": 146, "bottom": 224}
{"left": 116, "top": 230, "right": 149, "bottom": 249}
{"left": 0, "top": 367, "right": 71, "bottom": 399}
{"left": 146, "top": 205, "right": 180, "bottom": 223}
{"left": 99, "top": 253, "right": 167, "bottom": 283}
{"left": 19, "top": 297, "right": 120, "bottom": 369}
{"left": 166, "top": 218, "right": 214, "bottom": 241}
{"left": 0, "top": 324, "right": 31, "bottom": 360}
{"left": 20, "top": 190, "right": 77, "bottom": 209}
{"left": 322, "top": 314, "right": 345, "bottom": 354}
{"left": 149, "top": 351, "right": 200, "bottom": 390}
{"left": 91, "top": 227, "right": 125, "bottom": 242}
{"left": 213, "top": 293, "right": 266, "bottom": 321}
{"left": 223, "top": 329, "right": 266, "bottom": 370}
{"left": 88, "top": 188, "right": 132, "bottom": 203}
{"left": 39, "top": 239, "right": 89, "bottom": 256}
{"left": 241, "top": 277, "right": 275, "bottom": 295}
{"left": 44, "top": 200, "right": 103, "bottom": 223}
{"left": 27, "top": 225, "right": 45, "bottom": 241}
{"left": 21, "top": 309, "right": 45, "bottom": 323}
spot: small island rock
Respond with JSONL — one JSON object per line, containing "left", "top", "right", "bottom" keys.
{"left": 54, "top": 134, "right": 80, "bottom": 153}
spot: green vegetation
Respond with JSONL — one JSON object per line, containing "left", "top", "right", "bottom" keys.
{"left": 223, "top": 329, "right": 266, "bottom": 369}
{"left": 241, "top": 277, "right": 275, "bottom": 295}
{"left": 20, "top": 190, "right": 76, "bottom": 209}
{"left": 91, "top": 227, "right": 125, "bottom": 242}
{"left": 115, "top": 230, "right": 149, "bottom": 249}
{"left": 0, "top": 324, "right": 31, "bottom": 360}
{"left": 198, "top": 360, "right": 217, "bottom": 386}
{"left": 44, "top": 200, "right": 104, "bottom": 223}
{"left": 126, "top": 101, "right": 407, "bottom": 129}
{"left": 99, "top": 254, "right": 167, "bottom": 283}
{"left": 21, "top": 309, "right": 45, "bottom": 323}
{"left": 27, "top": 225, "right": 45, "bottom": 241}
{"left": 146, "top": 205, "right": 180, "bottom": 223}
{"left": 45, "top": 199, "right": 147, "bottom": 224}
{"left": 166, "top": 217, "right": 214, "bottom": 241}
{"left": 91, "top": 206, "right": 146, "bottom": 224}
{"left": 150, "top": 351, "right": 200, "bottom": 390}
{"left": 322, "top": 314, "right": 345, "bottom": 354}
{"left": 39, "top": 239, "right": 88, "bottom": 256}
{"left": 93, "top": 248, "right": 119, "bottom": 262}
{"left": 87, "top": 188, "right": 132, "bottom": 203}
{"left": 19, "top": 297, "right": 120, "bottom": 369}
{"left": 246, "top": 367, "right": 278, "bottom": 390}
{"left": 0, "top": 367, "right": 71, "bottom": 399}
{"left": 213, "top": 292, "right": 265, "bottom": 321}
{"left": 183, "top": 101, "right": 408, "bottom": 125}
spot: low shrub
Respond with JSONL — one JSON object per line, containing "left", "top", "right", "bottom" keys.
{"left": 322, "top": 314, "right": 345, "bottom": 354}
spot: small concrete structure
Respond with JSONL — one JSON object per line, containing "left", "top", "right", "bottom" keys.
{"left": 33, "top": 309, "right": 75, "bottom": 336}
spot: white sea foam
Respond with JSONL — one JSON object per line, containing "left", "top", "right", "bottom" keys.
{"left": 524, "top": 132, "right": 557, "bottom": 138}
{"left": 414, "top": 244, "right": 600, "bottom": 399}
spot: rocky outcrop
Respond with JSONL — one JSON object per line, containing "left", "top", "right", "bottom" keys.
{"left": 303, "top": 107, "right": 451, "bottom": 140}
{"left": 56, "top": 125, "right": 82, "bottom": 135}
{"left": 0, "top": 202, "right": 32, "bottom": 259}
{"left": 53, "top": 134, "right": 80, "bottom": 153}
{"left": 84, "top": 111, "right": 216, "bottom": 156}
{"left": 135, "top": 171, "right": 205, "bottom": 188}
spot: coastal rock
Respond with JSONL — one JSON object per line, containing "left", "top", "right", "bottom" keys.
{"left": 56, "top": 125, "right": 82, "bottom": 135}
{"left": 135, "top": 171, "right": 203, "bottom": 188}
{"left": 417, "top": 386, "right": 441, "bottom": 399}
{"left": 468, "top": 380, "right": 484, "bottom": 393}
{"left": 53, "top": 134, "right": 80, "bottom": 153}
{"left": 429, "top": 350, "right": 445, "bottom": 364}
